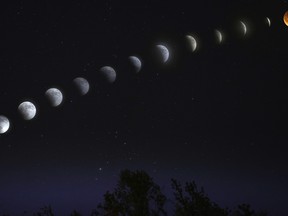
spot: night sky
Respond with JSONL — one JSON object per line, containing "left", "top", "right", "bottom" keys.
{"left": 0, "top": 0, "right": 288, "bottom": 215}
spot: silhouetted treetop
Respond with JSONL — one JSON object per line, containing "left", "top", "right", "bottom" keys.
{"left": 70, "top": 210, "right": 82, "bottom": 216}
{"left": 33, "top": 205, "right": 54, "bottom": 216}
{"left": 95, "top": 169, "right": 167, "bottom": 216}
{"left": 0, "top": 170, "right": 268, "bottom": 216}
{"left": 171, "top": 179, "right": 229, "bottom": 216}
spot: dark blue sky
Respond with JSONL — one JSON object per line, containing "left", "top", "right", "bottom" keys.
{"left": 0, "top": 0, "right": 287, "bottom": 215}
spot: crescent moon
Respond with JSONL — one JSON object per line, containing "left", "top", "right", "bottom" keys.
{"left": 215, "top": 30, "right": 223, "bottom": 44}
{"left": 156, "top": 45, "right": 169, "bottom": 63}
{"left": 0, "top": 115, "right": 10, "bottom": 134}
{"left": 185, "top": 35, "right": 197, "bottom": 52}
{"left": 73, "top": 77, "right": 90, "bottom": 95}
{"left": 240, "top": 21, "right": 247, "bottom": 36}
{"left": 18, "top": 101, "right": 37, "bottom": 120}
{"left": 266, "top": 17, "right": 271, "bottom": 27}
{"left": 128, "top": 56, "right": 142, "bottom": 73}
{"left": 45, "top": 88, "right": 63, "bottom": 107}
{"left": 284, "top": 11, "right": 288, "bottom": 27}
{"left": 100, "top": 66, "right": 117, "bottom": 83}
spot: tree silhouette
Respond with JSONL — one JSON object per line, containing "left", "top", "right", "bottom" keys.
{"left": 33, "top": 205, "right": 54, "bottom": 216}
{"left": 171, "top": 179, "right": 229, "bottom": 216}
{"left": 230, "top": 204, "right": 268, "bottom": 216}
{"left": 95, "top": 169, "right": 167, "bottom": 216}
{"left": 0, "top": 170, "right": 269, "bottom": 215}
{"left": 70, "top": 210, "right": 82, "bottom": 216}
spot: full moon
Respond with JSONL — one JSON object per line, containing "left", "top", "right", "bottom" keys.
{"left": 0, "top": 115, "right": 10, "bottom": 134}
{"left": 284, "top": 11, "right": 288, "bottom": 26}
{"left": 73, "top": 77, "right": 90, "bottom": 95}
{"left": 45, "top": 88, "right": 63, "bottom": 107}
{"left": 185, "top": 35, "right": 197, "bottom": 52}
{"left": 100, "top": 66, "right": 117, "bottom": 83}
{"left": 155, "top": 45, "right": 169, "bottom": 63}
{"left": 18, "top": 101, "right": 37, "bottom": 120}
{"left": 128, "top": 56, "right": 142, "bottom": 73}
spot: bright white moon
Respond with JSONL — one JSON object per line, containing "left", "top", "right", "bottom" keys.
{"left": 0, "top": 115, "right": 10, "bottom": 134}
{"left": 18, "top": 101, "right": 37, "bottom": 120}
{"left": 45, "top": 88, "right": 63, "bottom": 107}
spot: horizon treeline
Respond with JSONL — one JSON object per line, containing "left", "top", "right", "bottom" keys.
{"left": 1, "top": 169, "right": 268, "bottom": 216}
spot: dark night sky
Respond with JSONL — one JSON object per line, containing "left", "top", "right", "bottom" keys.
{"left": 0, "top": 0, "right": 287, "bottom": 215}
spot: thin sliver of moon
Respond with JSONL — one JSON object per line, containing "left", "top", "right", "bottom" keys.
{"left": 240, "top": 21, "right": 247, "bottom": 36}
{"left": 215, "top": 30, "right": 223, "bottom": 44}
{"left": 266, "top": 17, "right": 271, "bottom": 27}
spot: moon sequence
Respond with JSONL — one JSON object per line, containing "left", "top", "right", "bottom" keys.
{"left": 0, "top": 15, "right": 274, "bottom": 134}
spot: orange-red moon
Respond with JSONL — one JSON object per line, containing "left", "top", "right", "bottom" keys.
{"left": 284, "top": 11, "right": 288, "bottom": 26}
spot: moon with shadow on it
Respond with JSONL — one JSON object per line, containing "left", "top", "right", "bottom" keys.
{"left": 18, "top": 101, "right": 37, "bottom": 120}
{"left": 73, "top": 77, "right": 90, "bottom": 95}
{"left": 240, "top": 21, "right": 247, "bottom": 36}
{"left": 128, "top": 56, "right": 142, "bottom": 73}
{"left": 215, "top": 30, "right": 223, "bottom": 44}
{"left": 100, "top": 66, "right": 117, "bottom": 83}
{"left": 185, "top": 35, "right": 197, "bottom": 52}
{"left": 266, "top": 17, "right": 271, "bottom": 27}
{"left": 0, "top": 115, "right": 10, "bottom": 134}
{"left": 155, "top": 45, "right": 169, "bottom": 63}
{"left": 284, "top": 11, "right": 288, "bottom": 26}
{"left": 45, "top": 88, "right": 63, "bottom": 107}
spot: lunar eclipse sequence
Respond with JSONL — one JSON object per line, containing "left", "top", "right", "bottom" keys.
{"left": 0, "top": 13, "right": 287, "bottom": 135}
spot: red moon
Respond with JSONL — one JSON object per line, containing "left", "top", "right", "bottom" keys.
{"left": 284, "top": 11, "right": 288, "bottom": 26}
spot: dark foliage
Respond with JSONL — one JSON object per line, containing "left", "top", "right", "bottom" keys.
{"left": 1, "top": 170, "right": 268, "bottom": 216}
{"left": 33, "top": 206, "right": 54, "bottom": 216}
{"left": 230, "top": 204, "right": 268, "bottom": 216}
{"left": 171, "top": 179, "right": 229, "bottom": 216}
{"left": 70, "top": 210, "right": 82, "bottom": 216}
{"left": 95, "top": 169, "right": 167, "bottom": 216}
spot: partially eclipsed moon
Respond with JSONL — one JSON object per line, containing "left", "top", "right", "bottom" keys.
{"left": 240, "top": 21, "right": 247, "bottom": 36}
{"left": 45, "top": 88, "right": 63, "bottom": 107}
{"left": 284, "top": 11, "right": 288, "bottom": 26}
{"left": 128, "top": 56, "right": 142, "bottom": 73}
{"left": 100, "top": 66, "right": 117, "bottom": 83}
{"left": 18, "top": 101, "right": 37, "bottom": 120}
{"left": 73, "top": 77, "right": 90, "bottom": 95}
{"left": 215, "top": 30, "right": 223, "bottom": 44}
{"left": 185, "top": 35, "right": 197, "bottom": 52}
{"left": 266, "top": 17, "right": 271, "bottom": 27}
{"left": 156, "top": 45, "right": 169, "bottom": 63}
{"left": 0, "top": 115, "right": 10, "bottom": 134}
